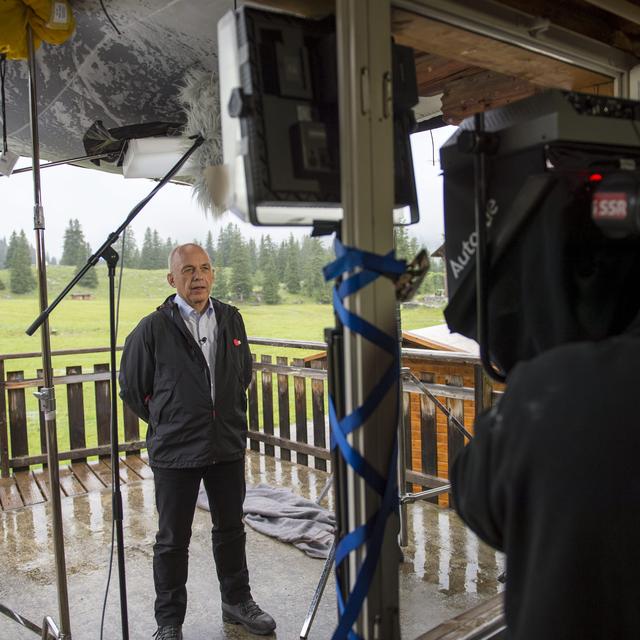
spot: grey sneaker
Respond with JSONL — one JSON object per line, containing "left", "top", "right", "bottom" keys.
{"left": 222, "top": 599, "right": 276, "bottom": 636}
{"left": 153, "top": 624, "right": 183, "bottom": 640}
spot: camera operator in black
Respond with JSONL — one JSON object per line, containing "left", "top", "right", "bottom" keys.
{"left": 449, "top": 190, "right": 640, "bottom": 639}
{"left": 119, "top": 243, "right": 276, "bottom": 639}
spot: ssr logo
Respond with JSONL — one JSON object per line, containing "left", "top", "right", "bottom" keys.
{"left": 449, "top": 199, "right": 498, "bottom": 280}
{"left": 592, "top": 192, "right": 628, "bottom": 220}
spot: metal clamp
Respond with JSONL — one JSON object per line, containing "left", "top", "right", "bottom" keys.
{"left": 33, "top": 387, "right": 56, "bottom": 421}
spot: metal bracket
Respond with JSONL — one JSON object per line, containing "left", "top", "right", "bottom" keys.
{"left": 33, "top": 387, "right": 56, "bottom": 421}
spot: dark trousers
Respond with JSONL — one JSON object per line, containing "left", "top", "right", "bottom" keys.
{"left": 152, "top": 459, "right": 251, "bottom": 626}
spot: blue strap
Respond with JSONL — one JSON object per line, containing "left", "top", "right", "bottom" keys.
{"left": 325, "top": 239, "right": 405, "bottom": 640}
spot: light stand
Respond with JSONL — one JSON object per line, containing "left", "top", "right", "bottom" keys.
{"left": 26, "top": 24, "right": 71, "bottom": 640}
{"left": 25, "top": 135, "right": 204, "bottom": 640}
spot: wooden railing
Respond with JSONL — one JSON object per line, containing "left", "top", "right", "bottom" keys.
{"left": 0, "top": 340, "right": 500, "bottom": 492}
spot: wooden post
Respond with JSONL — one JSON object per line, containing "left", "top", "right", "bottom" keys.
{"left": 402, "top": 390, "right": 412, "bottom": 494}
{"left": 66, "top": 365, "right": 87, "bottom": 462}
{"left": 276, "top": 356, "right": 291, "bottom": 462}
{"left": 0, "top": 359, "right": 9, "bottom": 477}
{"left": 420, "top": 372, "right": 437, "bottom": 477}
{"left": 446, "top": 374, "right": 465, "bottom": 478}
{"left": 293, "top": 358, "right": 308, "bottom": 466}
{"left": 261, "top": 355, "right": 275, "bottom": 457}
{"left": 310, "top": 360, "right": 327, "bottom": 471}
{"left": 7, "top": 371, "right": 28, "bottom": 472}
{"left": 473, "top": 364, "right": 493, "bottom": 418}
{"left": 94, "top": 363, "right": 111, "bottom": 459}
{"left": 248, "top": 354, "right": 260, "bottom": 452}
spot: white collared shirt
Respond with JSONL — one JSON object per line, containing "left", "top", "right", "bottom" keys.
{"left": 174, "top": 294, "right": 217, "bottom": 404}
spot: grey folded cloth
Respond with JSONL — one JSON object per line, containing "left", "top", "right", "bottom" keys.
{"left": 197, "top": 483, "right": 335, "bottom": 559}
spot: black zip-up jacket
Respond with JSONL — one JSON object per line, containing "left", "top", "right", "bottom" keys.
{"left": 451, "top": 325, "right": 640, "bottom": 639}
{"left": 119, "top": 295, "right": 252, "bottom": 468}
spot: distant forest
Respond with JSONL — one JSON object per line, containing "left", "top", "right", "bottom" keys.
{"left": 0, "top": 221, "right": 444, "bottom": 302}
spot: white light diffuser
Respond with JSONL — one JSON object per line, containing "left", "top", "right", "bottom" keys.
{"left": 122, "top": 137, "right": 196, "bottom": 179}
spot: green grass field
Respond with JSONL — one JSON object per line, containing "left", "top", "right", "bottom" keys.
{"left": 0, "top": 265, "right": 444, "bottom": 461}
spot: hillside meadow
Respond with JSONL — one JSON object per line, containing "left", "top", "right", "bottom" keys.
{"left": 0, "top": 265, "right": 444, "bottom": 458}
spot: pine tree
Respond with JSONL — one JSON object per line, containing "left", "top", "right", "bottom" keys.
{"left": 214, "top": 266, "right": 229, "bottom": 301}
{"left": 205, "top": 230, "right": 215, "bottom": 263}
{"left": 75, "top": 241, "right": 98, "bottom": 289}
{"left": 302, "top": 237, "right": 331, "bottom": 303}
{"left": 61, "top": 219, "right": 86, "bottom": 266}
{"left": 10, "top": 230, "right": 36, "bottom": 294}
{"left": 162, "top": 237, "right": 175, "bottom": 270}
{"left": 218, "top": 223, "right": 242, "bottom": 268}
{"left": 5, "top": 231, "right": 17, "bottom": 268}
{"left": 248, "top": 238, "right": 258, "bottom": 273}
{"left": 394, "top": 226, "right": 411, "bottom": 261}
{"left": 0, "top": 237, "right": 8, "bottom": 268}
{"left": 119, "top": 229, "right": 140, "bottom": 268}
{"left": 285, "top": 234, "right": 301, "bottom": 294}
{"left": 259, "top": 235, "right": 277, "bottom": 273}
{"left": 276, "top": 241, "right": 288, "bottom": 282}
{"left": 152, "top": 231, "right": 164, "bottom": 269}
{"left": 139, "top": 228, "right": 155, "bottom": 269}
{"left": 231, "top": 240, "right": 253, "bottom": 301}
{"left": 262, "top": 254, "right": 280, "bottom": 304}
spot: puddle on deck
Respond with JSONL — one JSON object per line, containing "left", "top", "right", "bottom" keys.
{"left": 0, "top": 451, "right": 503, "bottom": 640}
{"left": 245, "top": 451, "right": 504, "bottom": 599}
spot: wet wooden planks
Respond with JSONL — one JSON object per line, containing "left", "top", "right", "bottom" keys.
{"left": 0, "top": 454, "right": 152, "bottom": 511}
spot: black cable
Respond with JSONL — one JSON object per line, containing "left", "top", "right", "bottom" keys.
{"left": 99, "top": 0, "right": 122, "bottom": 35}
{"left": 99, "top": 519, "right": 117, "bottom": 640}
{"left": 99, "top": 234, "right": 126, "bottom": 640}
{"left": 1, "top": 53, "right": 8, "bottom": 153}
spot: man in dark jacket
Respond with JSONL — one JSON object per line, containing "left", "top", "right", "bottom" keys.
{"left": 449, "top": 198, "right": 640, "bottom": 638}
{"left": 119, "top": 243, "right": 276, "bottom": 639}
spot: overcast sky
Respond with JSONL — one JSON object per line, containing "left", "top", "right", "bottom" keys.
{"left": 1, "top": 127, "right": 455, "bottom": 260}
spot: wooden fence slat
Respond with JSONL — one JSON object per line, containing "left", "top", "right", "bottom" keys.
{"left": 293, "top": 358, "right": 308, "bottom": 467}
{"left": 310, "top": 360, "right": 327, "bottom": 471}
{"left": 70, "top": 462, "right": 107, "bottom": 492}
{"left": 58, "top": 467, "right": 86, "bottom": 497}
{"left": 121, "top": 454, "right": 154, "bottom": 480}
{"left": 0, "top": 477, "right": 23, "bottom": 510}
{"left": 0, "top": 359, "right": 10, "bottom": 477}
{"left": 89, "top": 460, "right": 116, "bottom": 486}
{"left": 14, "top": 470, "right": 45, "bottom": 506}
{"left": 261, "top": 355, "right": 275, "bottom": 457}
{"left": 276, "top": 356, "right": 291, "bottom": 462}
{"left": 248, "top": 354, "right": 260, "bottom": 452}
{"left": 94, "top": 364, "right": 111, "bottom": 459}
{"left": 104, "top": 457, "right": 137, "bottom": 484}
{"left": 33, "top": 468, "right": 53, "bottom": 502}
{"left": 247, "top": 430, "right": 330, "bottom": 461}
{"left": 7, "top": 371, "right": 28, "bottom": 472}
{"left": 446, "top": 374, "right": 465, "bottom": 479}
{"left": 66, "top": 365, "right": 87, "bottom": 461}
{"left": 9, "top": 440, "right": 146, "bottom": 469}
{"left": 123, "top": 402, "right": 141, "bottom": 454}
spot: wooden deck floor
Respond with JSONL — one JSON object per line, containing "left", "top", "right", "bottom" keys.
{"left": 0, "top": 454, "right": 153, "bottom": 511}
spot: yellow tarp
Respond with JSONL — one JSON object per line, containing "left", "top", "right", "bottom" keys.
{"left": 0, "top": 0, "right": 75, "bottom": 60}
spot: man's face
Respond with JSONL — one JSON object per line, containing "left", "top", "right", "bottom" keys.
{"left": 167, "top": 245, "right": 214, "bottom": 312}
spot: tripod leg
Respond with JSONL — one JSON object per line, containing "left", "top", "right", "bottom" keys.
{"left": 299, "top": 537, "right": 336, "bottom": 639}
